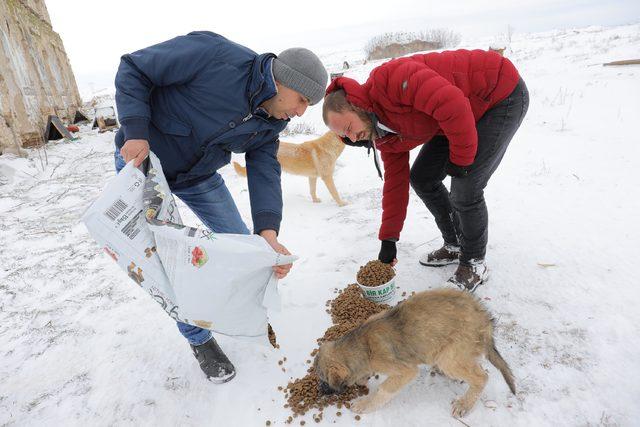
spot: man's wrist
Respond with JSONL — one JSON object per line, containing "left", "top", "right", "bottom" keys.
{"left": 259, "top": 229, "right": 278, "bottom": 242}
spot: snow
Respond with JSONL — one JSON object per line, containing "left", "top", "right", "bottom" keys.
{"left": 1, "top": 23, "right": 640, "bottom": 426}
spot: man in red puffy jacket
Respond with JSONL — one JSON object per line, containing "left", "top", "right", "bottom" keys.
{"left": 323, "top": 49, "right": 529, "bottom": 292}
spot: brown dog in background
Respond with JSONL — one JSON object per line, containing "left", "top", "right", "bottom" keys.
{"left": 314, "top": 288, "right": 515, "bottom": 417}
{"left": 233, "top": 131, "right": 347, "bottom": 206}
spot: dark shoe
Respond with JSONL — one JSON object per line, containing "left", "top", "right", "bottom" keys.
{"left": 191, "top": 337, "right": 236, "bottom": 383}
{"left": 419, "top": 244, "right": 460, "bottom": 266}
{"left": 447, "top": 259, "right": 488, "bottom": 292}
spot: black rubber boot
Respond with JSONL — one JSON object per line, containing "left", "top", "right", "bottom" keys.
{"left": 191, "top": 337, "right": 236, "bottom": 383}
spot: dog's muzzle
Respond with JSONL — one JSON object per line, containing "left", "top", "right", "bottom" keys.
{"left": 318, "top": 380, "right": 338, "bottom": 395}
{"left": 340, "top": 136, "right": 371, "bottom": 148}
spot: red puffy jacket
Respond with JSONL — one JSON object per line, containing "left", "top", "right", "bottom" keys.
{"left": 326, "top": 49, "right": 520, "bottom": 241}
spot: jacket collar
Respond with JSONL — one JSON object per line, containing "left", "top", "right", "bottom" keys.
{"left": 248, "top": 53, "right": 278, "bottom": 112}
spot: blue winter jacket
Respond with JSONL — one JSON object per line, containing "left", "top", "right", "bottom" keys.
{"left": 114, "top": 31, "right": 287, "bottom": 234}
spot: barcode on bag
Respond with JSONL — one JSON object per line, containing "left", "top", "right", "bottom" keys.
{"left": 121, "top": 210, "right": 142, "bottom": 240}
{"left": 105, "top": 198, "right": 128, "bottom": 221}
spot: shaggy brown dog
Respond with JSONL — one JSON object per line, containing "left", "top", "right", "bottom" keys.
{"left": 233, "top": 131, "right": 347, "bottom": 206}
{"left": 314, "top": 288, "right": 515, "bottom": 417}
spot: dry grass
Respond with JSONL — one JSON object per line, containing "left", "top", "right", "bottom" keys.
{"left": 364, "top": 29, "right": 461, "bottom": 60}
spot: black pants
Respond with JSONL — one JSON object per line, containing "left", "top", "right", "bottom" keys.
{"left": 410, "top": 78, "right": 529, "bottom": 263}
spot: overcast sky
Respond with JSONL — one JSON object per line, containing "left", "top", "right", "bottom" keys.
{"left": 44, "top": 0, "right": 639, "bottom": 99}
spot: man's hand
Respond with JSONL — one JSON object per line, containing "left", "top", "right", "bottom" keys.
{"left": 378, "top": 240, "right": 398, "bottom": 266}
{"left": 120, "top": 139, "right": 150, "bottom": 167}
{"left": 260, "top": 229, "right": 293, "bottom": 279}
{"left": 445, "top": 160, "right": 471, "bottom": 178}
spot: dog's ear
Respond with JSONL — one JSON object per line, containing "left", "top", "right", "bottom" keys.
{"left": 327, "top": 362, "right": 349, "bottom": 389}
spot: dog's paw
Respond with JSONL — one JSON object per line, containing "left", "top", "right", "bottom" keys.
{"left": 351, "top": 397, "right": 374, "bottom": 414}
{"left": 312, "top": 198, "right": 322, "bottom": 203}
{"left": 451, "top": 398, "right": 474, "bottom": 418}
{"left": 337, "top": 200, "right": 348, "bottom": 207}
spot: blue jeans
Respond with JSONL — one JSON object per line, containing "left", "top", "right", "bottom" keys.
{"left": 114, "top": 150, "right": 250, "bottom": 345}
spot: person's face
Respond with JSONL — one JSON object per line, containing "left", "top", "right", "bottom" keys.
{"left": 263, "top": 82, "right": 310, "bottom": 120}
{"left": 326, "top": 110, "right": 373, "bottom": 142}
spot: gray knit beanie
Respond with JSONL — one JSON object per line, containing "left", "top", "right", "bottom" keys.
{"left": 273, "top": 48, "right": 328, "bottom": 105}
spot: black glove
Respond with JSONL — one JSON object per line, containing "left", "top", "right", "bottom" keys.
{"left": 445, "top": 160, "right": 471, "bottom": 178}
{"left": 378, "top": 240, "right": 397, "bottom": 264}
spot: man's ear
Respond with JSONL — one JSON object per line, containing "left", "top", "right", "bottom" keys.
{"left": 327, "top": 362, "right": 349, "bottom": 388}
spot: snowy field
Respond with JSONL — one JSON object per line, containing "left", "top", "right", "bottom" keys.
{"left": 1, "top": 24, "right": 639, "bottom": 426}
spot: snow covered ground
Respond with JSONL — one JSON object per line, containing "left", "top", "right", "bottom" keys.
{"left": 1, "top": 23, "right": 639, "bottom": 426}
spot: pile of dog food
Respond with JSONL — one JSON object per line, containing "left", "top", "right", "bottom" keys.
{"left": 283, "top": 370, "right": 364, "bottom": 422}
{"left": 356, "top": 260, "right": 395, "bottom": 286}
{"left": 280, "top": 283, "right": 390, "bottom": 422}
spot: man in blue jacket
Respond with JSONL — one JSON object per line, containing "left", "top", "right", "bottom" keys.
{"left": 113, "top": 31, "right": 327, "bottom": 383}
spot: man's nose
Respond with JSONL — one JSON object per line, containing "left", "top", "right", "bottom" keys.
{"left": 295, "top": 104, "right": 308, "bottom": 117}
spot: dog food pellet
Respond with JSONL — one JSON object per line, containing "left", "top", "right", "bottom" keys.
{"left": 279, "top": 360, "right": 284, "bottom": 365}
{"left": 336, "top": 411, "right": 342, "bottom": 417}
{"left": 355, "top": 415, "right": 361, "bottom": 421}
{"left": 266, "top": 422, "right": 271, "bottom": 426}
{"left": 356, "top": 260, "right": 395, "bottom": 287}
{"left": 300, "top": 421, "right": 305, "bottom": 425}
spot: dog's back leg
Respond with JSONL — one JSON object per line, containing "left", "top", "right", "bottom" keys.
{"left": 436, "top": 354, "right": 488, "bottom": 418}
{"left": 308, "top": 177, "right": 321, "bottom": 203}
{"left": 321, "top": 174, "right": 347, "bottom": 207}
{"left": 351, "top": 365, "right": 419, "bottom": 414}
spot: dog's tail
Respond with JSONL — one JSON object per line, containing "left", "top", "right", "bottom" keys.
{"left": 232, "top": 161, "right": 247, "bottom": 177}
{"left": 486, "top": 339, "right": 516, "bottom": 394}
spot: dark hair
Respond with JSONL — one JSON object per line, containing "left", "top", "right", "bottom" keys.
{"left": 322, "top": 89, "right": 370, "bottom": 126}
